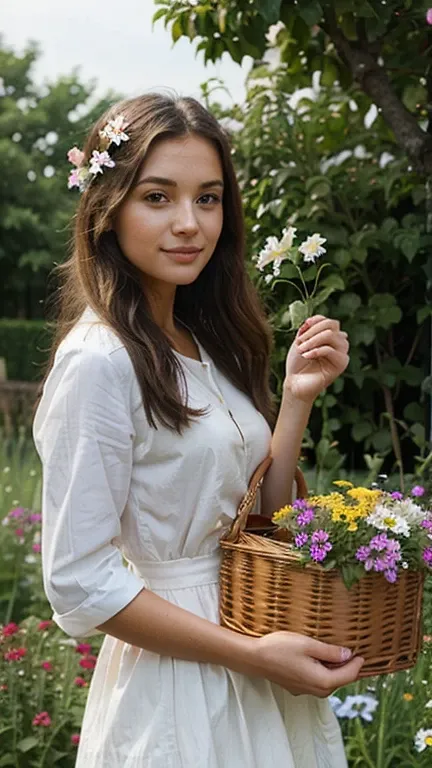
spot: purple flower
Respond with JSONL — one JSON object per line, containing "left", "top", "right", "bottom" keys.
{"left": 373, "top": 558, "right": 387, "bottom": 572}
{"left": 311, "top": 530, "right": 330, "bottom": 545}
{"left": 296, "top": 508, "right": 315, "bottom": 527}
{"left": 384, "top": 569, "right": 398, "bottom": 584}
{"left": 356, "top": 545, "right": 371, "bottom": 563}
{"left": 423, "top": 548, "right": 432, "bottom": 567}
{"left": 310, "top": 543, "right": 332, "bottom": 562}
{"left": 421, "top": 520, "right": 432, "bottom": 532}
{"left": 9, "top": 507, "right": 25, "bottom": 519}
{"left": 292, "top": 499, "right": 309, "bottom": 511}
{"left": 369, "top": 533, "right": 389, "bottom": 551}
{"left": 294, "top": 532, "right": 309, "bottom": 548}
{"left": 391, "top": 492, "right": 403, "bottom": 501}
{"left": 411, "top": 485, "right": 425, "bottom": 498}
{"left": 427, "top": 8, "right": 432, "bottom": 25}
{"left": 28, "top": 513, "right": 42, "bottom": 524}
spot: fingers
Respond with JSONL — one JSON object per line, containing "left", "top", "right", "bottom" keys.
{"left": 306, "top": 638, "right": 353, "bottom": 665}
{"left": 317, "top": 656, "right": 365, "bottom": 694}
{"left": 297, "top": 328, "right": 348, "bottom": 354}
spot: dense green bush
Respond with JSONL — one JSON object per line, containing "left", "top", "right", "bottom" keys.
{"left": 0, "top": 320, "right": 52, "bottom": 382}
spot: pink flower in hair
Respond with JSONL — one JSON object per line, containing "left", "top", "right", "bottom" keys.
{"left": 89, "top": 150, "right": 115, "bottom": 175}
{"left": 67, "top": 146, "right": 85, "bottom": 167}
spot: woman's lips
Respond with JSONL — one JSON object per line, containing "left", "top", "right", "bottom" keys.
{"left": 161, "top": 248, "right": 203, "bottom": 263}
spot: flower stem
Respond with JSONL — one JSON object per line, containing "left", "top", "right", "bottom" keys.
{"left": 376, "top": 678, "right": 387, "bottom": 768}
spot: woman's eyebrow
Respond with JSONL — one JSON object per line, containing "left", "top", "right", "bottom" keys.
{"left": 135, "top": 175, "right": 224, "bottom": 190}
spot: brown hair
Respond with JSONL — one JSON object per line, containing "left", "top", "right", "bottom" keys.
{"left": 42, "top": 92, "right": 275, "bottom": 432}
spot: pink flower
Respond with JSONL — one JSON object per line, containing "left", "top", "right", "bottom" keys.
{"left": 41, "top": 661, "right": 53, "bottom": 671}
{"left": 0, "top": 684, "right": 8, "bottom": 691}
{"left": 427, "top": 9, "right": 432, "bottom": 25}
{"left": 71, "top": 733, "right": 80, "bottom": 746}
{"left": 411, "top": 485, "right": 425, "bottom": 497}
{"left": 32, "top": 711, "right": 52, "bottom": 727}
{"left": 67, "top": 146, "right": 85, "bottom": 167}
{"left": 28, "top": 513, "right": 42, "bottom": 524}
{"left": 32, "top": 543, "right": 41, "bottom": 553}
{"left": 1, "top": 622, "right": 20, "bottom": 637}
{"left": 9, "top": 507, "right": 25, "bottom": 518}
{"left": 79, "top": 655, "right": 97, "bottom": 670}
{"left": 74, "top": 676, "right": 88, "bottom": 687}
{"left": 68, "top": 168, "right": 81, "bottom": 189}
{"left": 75, "top": 643, "right": 92, "bottom": 655}
{"left": 14, "top": 528, "right": 25, "bottom": 537}
{"left": 37, "top": 621, "right": 52, "bottom": 631}
{"left": 89, "top": 150, "right": 115, "bottom": 175}
{"left": 423, "top": 547, "right": 432, "bottom": 567}
{"left": 4, "top": 647, "right": 27, "bottom": 662}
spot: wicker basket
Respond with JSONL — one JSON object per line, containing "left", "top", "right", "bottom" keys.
{"left": 220, "top": 457, "right": 425, "bottom": 678}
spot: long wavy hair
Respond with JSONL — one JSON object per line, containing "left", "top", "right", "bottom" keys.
{"left": 41, "top": 92, "right": 276, "bottom": 432}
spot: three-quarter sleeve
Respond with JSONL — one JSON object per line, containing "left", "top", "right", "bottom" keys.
{"left": 33, "top": 346, "right": 145, "bottom": 638}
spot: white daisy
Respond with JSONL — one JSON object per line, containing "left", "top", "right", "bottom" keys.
{"left": 414, "top": 727, "right": 432, "bottom": 752}
{"left": 334, "top": 694, "right": 379, "bottom": 722}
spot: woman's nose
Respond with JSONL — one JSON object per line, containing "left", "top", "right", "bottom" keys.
{"left": 171, "top": 202, "right": 199, "bottom": 235}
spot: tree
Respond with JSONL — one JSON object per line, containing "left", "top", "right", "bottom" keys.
{"left": 154, "top": 1, "right": 432, "bottom": 176}
{"left": 0, "top": 39, "right": 119, "bottom": 318}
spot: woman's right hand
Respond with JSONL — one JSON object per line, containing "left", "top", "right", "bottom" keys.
{"left": 247, "top": 631, "right": 364, "bottom": 697}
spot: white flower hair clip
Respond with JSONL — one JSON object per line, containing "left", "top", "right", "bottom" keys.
{"left": 67, "top": 115, "right": 130, "bottom": 192}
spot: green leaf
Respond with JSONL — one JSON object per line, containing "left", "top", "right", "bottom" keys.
{"left": 338, "top": 293, "right": 362, "bottom": 315}
{"left": 256, "top": 0, "right": 282, "bottom": 24}
{"left": 0, "top": 755, "right": 15, "bottom": 767}
{"left": 341, "top": 564, "right": 363, "bottom": 591}
{"left": 350, "top": 324, "right": 375, "bottom": 346}
{"left": 17, "top": 736, "right": 39, "bottom": 753}
{"left": 352, "top": 421, "right": 374, "bottom": 442}
{"left": 171, "top": 17, "right": 184, "bottom": 43}
{"left": 417, "top": 305, "right": 432, "bottom": 324}
{"left": 287, "top": 300, "right": 309, "bottom": 329}
{"left": 297, "top": 1, "right": 323, "bottom": 26}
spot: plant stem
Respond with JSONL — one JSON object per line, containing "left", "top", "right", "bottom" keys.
{"left": 4, "top": 563, "right": 20, "bottom": 625}
{"left": 376, "top": 678, "right": 388, "bottom": 768}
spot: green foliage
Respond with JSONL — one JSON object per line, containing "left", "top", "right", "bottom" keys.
{"left": 219, "top": 63, "right": 430, "bottom": 481}
{"left": 0, "top": 320, "right": 52, "bottom": 381}
{"left": 0, "top": 39, "right": 120, "bottom": 318}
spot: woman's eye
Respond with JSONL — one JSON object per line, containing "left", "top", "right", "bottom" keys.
{"left": 198, "top": 193, "right": 221, "bottom": 205}
{"left": 145, "top": 192, "right": 167, "bottom": 203}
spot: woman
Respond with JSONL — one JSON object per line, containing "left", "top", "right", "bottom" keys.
{"left": 33, "top": 92, "right": 363, "bottom": 768}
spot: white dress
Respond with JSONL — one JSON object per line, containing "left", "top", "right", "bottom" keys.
{"left": 33, "top": 307, "right": 347, "bottom": 768}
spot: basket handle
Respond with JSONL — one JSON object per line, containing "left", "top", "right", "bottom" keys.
{"left": 224, "top": 456, "right": 308, "bottom": 543}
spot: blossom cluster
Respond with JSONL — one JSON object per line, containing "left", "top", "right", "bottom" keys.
{"left": 273, "top": 480, "right": 432, "bottom": 587}
{"left": 1, "top": 505, "right": 42, "bottom": 552}
{"left": 67, "top": 115, "right": 130, "bottom": 192}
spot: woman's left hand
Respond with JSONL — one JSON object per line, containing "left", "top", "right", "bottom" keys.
{"left": 284, "top": 315, "right": 350, "bottom": 403}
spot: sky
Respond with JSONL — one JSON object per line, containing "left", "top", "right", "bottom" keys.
{"left": 1, "top": 0, "right": 250, "bottom": 104}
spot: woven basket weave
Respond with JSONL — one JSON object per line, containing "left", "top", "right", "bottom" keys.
{"left": 220, "top": 457, "right": 424, "bottom": 678}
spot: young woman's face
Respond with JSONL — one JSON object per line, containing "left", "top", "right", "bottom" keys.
{"left": 114, "top": 134, "right": 224, "bottom": 291}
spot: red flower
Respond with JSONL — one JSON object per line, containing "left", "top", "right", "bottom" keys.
{"left": 74, "top": 676, "right": 88, "bottom": 687}
{"left": 79, "top": 655, "right": 97, "bottom": 670}
{"left": 75, "top": 643, "right": 92, "bottom": 655}
{"left": 32, "top": 711, "right": 52, "bottom": 727}
{"left": 15, "top": 528, "right": 25, "bottom": 537}
{"left": 0, "top": 684, "right": 8, "bottom": 691}
{"left": 4, "top": 647, "right": 27, "bottom": 662}
{"left": 1, "top": 622, "right": 20, "bottom": 637}
{"left": 41, "top": 661, "right": 53, "bottom": 671}
{"left": 71, "top": 733, "right": 80, "bottom": 746}
{"left": 37, "top": 621, "right": 53, "bottom": 631}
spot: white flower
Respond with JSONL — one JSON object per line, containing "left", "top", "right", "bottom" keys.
{"left": 414, "top": 727, "right": 432, "bottom": 752}
{"left": 99, "top": 115, "right": 129, "bottom": 146}
{"left": 89, "top": 150, "right": 116, "bottom": 175}
{"left": 256, "top": 227, "right": 297, "bottom": 271}
{"left": 334, "top": 694, "right": 379, "bottom": 722}
{"left": 396, "top": 499, "right": 424, "bottom": 524}
{"left": 366, "top": 505, "right": 411, "bottom": 537}
{"left": 264, "top": 274, "right": 273, "bottom": 284}
{"left": 298, "top": 233, "right": 327, "bottom": 263}
{"left": 426, "top": 699, "right": 432, "bottom": 708}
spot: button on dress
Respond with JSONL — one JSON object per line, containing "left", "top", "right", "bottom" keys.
{"left": 33, "top": 308, "right": 347, "bottom": 768}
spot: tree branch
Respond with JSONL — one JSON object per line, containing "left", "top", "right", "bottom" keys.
{"left": 321, "top": 10, "right": 432, "bottom": 177}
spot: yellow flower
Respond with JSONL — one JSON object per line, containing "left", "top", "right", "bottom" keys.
{"left": 333, "top": 480, "right": 354, "bottom": 488}
{"left": 347, "top": 522, "right": 358, "bottom": 532}
{"left": 272, "top": 505, "right": 292, "bottom": 523}
{"left": 403, "top": 693, "right": 414, "bottom": 702}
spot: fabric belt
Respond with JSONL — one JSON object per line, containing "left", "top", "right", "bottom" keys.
{"left": 128, "top": 551, "right": 221, "bottom": 591}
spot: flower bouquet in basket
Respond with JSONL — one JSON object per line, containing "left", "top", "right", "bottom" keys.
{"left": 220, "top": 466, "right": 431, "bottom": 679}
